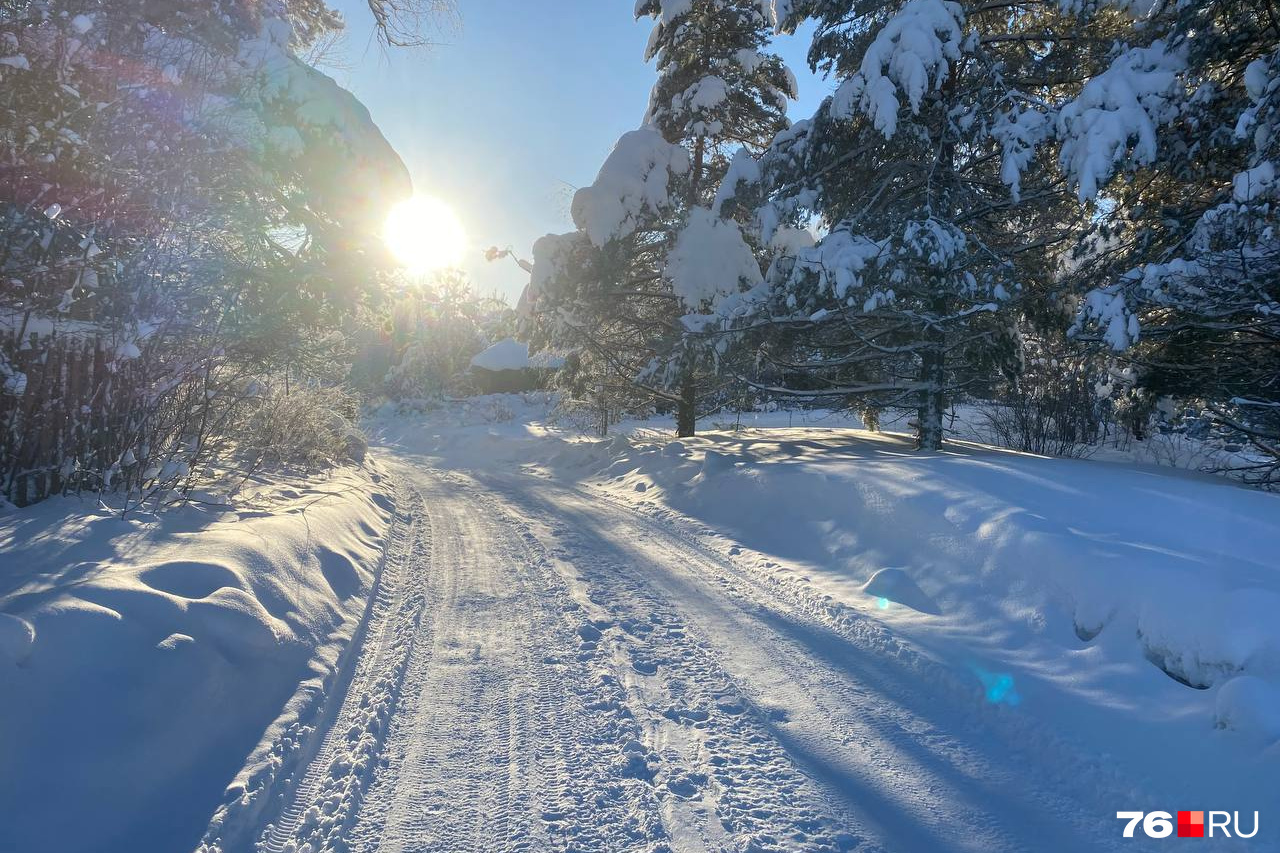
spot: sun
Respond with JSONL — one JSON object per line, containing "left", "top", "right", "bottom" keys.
{"left": 383, "top": 196, "right": 468, "bottom": 274}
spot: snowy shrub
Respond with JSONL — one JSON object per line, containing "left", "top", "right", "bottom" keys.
{"left": 378, "top": 271, "right": 516, "bottom": 400}
{"left": 548, "top": 395, "right": 622, "bottom": 438}
{"left": 229, "top": 384, "right": 366, "bottom": 471}
{"left": 977, "top": 342, "right": 1105, "bottom": 457}
{"left": 468, "top": 396, "right": 517, "bottom": 424}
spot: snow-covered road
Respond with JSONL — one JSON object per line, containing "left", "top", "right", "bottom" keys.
{"left": 250, "top": 447, "right": 1147, "bottom": 853}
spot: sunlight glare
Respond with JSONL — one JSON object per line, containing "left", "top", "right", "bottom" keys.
{"left": 384, "top": 196, "right": 467, "bottom": 274}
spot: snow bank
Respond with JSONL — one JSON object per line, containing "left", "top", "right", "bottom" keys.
{"left": 540, "top": 427, "right": 1280, "bottom": 811}
{"left": 0, "top": 467, "right": 395, "bottom": 853}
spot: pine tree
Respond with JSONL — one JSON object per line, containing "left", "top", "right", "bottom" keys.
{"left": 711, "top": 0, "right": 1104, "bottom": 450}
{"left": 638, "top": 0, "right": 795, "bottom": 204}
{"left": 1060, "top": 0, "right": 1280, "bottom": 486}
{"left": 527, "top": 0, "right": 793, "bottom": 436}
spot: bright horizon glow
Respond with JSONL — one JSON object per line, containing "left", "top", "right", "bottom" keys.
{"left": 384, "top": 196, "right": 468, "bottom": 274}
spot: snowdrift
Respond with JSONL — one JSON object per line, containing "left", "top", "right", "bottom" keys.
{"left": 0, "top": 468, "right": 395, "bottom": 853}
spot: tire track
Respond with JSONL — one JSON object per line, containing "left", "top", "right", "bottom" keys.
{"left": 458, "top": 471, "right": 857, "bottom": 853}
{"left": 475, "top": 470, "right": 1140, "bottom": 853}
{"left": 255, "top": 485, "right": 432, "bottom": 853}
{"left": 345, "top": 468, "right": 670, "bottom": 853}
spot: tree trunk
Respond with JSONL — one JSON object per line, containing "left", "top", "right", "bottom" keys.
{"left": 916, "top": 322, "right": 946, "bottom": 451}
{"left": 688, "top": 136, "right": 706, "bottom": 206}
{"left": 676, "top": 370, "right": 696, "bottom": 437}
{"left": 598, "top": 384, "right": 609, "bottom": 437}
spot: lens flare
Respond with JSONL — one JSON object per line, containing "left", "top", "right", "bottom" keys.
{"left": 972, "top": 665, "right": 1021, "bottom": 706}
{"left": 383, "top": 196, "right": 467, "bottom": 274}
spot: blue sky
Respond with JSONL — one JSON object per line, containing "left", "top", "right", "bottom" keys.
{"left": 328, "top": 1, "right": 828, "bottom": 301}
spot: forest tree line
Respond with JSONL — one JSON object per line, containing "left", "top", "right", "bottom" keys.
{"left": 3, "top": 0, "right": 1279, "bottom": 507}
{"left": 523, "top": 0, "right": 1280, "bottom": 489}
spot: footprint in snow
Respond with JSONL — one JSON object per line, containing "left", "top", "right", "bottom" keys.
{"left": 665, "top": 772, "right": 707, "bottom": 799}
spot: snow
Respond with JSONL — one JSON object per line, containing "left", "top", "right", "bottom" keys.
{"left": 831, "top": 0, "right": 965, "bottom": 137}
{"left": 571, "top": 127, "right": 690, "bottom": 247}
{"left": 769, "top": 224, "right": 816, "bottom": 255}
{"left": 0, "top": 613, "right": 35, "bottom": 665}
{"left": 355, "top": 399, "right": 1279, "bottom": 848}
{"left": 0, "top": 352, "right": 26, "bottom": 396}
{"left": 15, "top": 393, "right": 1239, "bottom": 849}
{"left": 1056, "top": 41, "right": 1186, "bottom": 201}
{"left": 574, "top": 427, "right": 1280, "bottom": 809}
{"left": 679, "top": 75, "right": 730, "bottom": 113}
{"left": 711, "top": 147, "right": 762, "bottom": 216}
{"left": 666, "top": 208, "right": 763, "bottom": 309}
{"left": 9, "top": 387, "right": 1279, "bottom": 850}
{"left": 1233, "top": 160, "right": 1276, "bottom": 202}
{"left": 1245, "top": 56, "right": 1275, "bottom": 106}
{"left": 1073, "top": 283, "right": 1139, "bottom": 350}
{"left": 1216, "top": 676, "right": 1280, "bottom": 744}
{"left": 527, "top": 230, "right": 589, "bottom": 310}
{"left": 0, "top": 467, "right": 395, "bottom": 853}
{"left": 993, "top": 106, "right": 1052, "bottom": 201}
{"left": 658, "top": 0, "right": 695, "bottom": 25}
{"left": 788, "top": 226, "right": 886, "bottom": 302}
{"left": 862, "top": 567, "right": 941, "bottom": 615}
{"left": 471, "top": 338, "right": 531, "bottom": 371}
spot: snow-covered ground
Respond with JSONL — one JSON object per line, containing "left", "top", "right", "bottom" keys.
{"left": 355, "top": 395, "right": 1278, "bottom": 851}
{"left": 0, "top": 467, "right": 396, "bottom": 853}
{"left": 3, "top": 395, "right": 1277, "bottom": 852}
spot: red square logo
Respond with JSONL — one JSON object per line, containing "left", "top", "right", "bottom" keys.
{"left": 1178, "top": 811, "right": 1205, "bottom": 838}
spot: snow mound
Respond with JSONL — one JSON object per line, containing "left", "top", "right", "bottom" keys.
{"left": 862, "top": 567, "right": 941, "bottom": 615}
{"left": 0, "top": 613, "right": 35, "bottom": 665}
{"left": 1215, "top": 676, "right": 1280, "bottom": 744}
{"left": 700, "top": 449, "right": 738, "bottom": 476}
{"left": 662, "top": 440, "right": 688, "bottom": 458}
